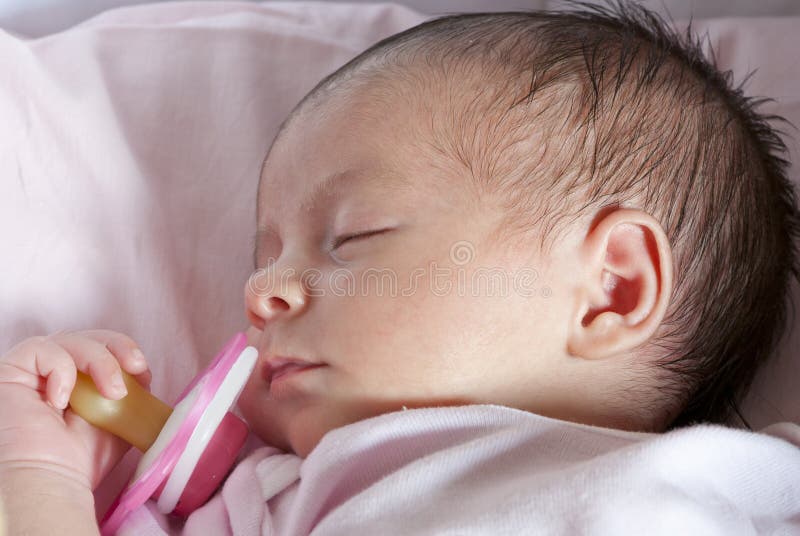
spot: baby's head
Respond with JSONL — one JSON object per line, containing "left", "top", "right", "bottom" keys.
{"left": 239, "top": 3, "right": 800, "bottom": 457}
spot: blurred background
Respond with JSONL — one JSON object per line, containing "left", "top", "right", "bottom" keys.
{"left": 2, "top": 0, "right": 800, "bottom": 39}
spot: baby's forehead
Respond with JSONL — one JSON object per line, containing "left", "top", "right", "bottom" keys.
{"left": 254, "top": 60, "right": 574, "bottom": 250}
{"left": 260, "top": 166, "right": 412, "bottom": 209}
{"left": 256, "top": 139, "right": 439, "bottom": 230}
{"left": 259, "top": 86, "right": 472, "bottom": 201}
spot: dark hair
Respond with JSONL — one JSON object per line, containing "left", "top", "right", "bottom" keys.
{"left": 282, "top": 1, "right": 800, "bottom": 430}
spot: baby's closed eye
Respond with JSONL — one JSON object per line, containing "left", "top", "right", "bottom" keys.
{"left": 332, "top": 227, "right": 395, "bottom": 250}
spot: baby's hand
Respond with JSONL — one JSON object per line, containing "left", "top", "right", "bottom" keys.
{"left": 0, "top": 329, "right": 152, "bottom": 491}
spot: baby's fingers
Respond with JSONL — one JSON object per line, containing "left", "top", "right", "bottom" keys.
{"left": 80, "top": 329, "right": 150, "bottom": 380}
{"left": 51, "top": 332, "right": 133, "bottom": 401}
{"left": 41, "top": 340, "right": 79, "bottom": 410}
{"left": 0, "top": 336, "right": 78, "bottom": 410}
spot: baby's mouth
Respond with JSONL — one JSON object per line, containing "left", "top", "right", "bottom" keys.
{"left": 263, "top": 356, "right": 324, "bottom": 384}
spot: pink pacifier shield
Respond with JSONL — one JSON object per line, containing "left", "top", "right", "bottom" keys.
{"left": 163, "top": 411, "right": 248, "bottom": 516}
{"left": 99, "top": 332, "right": 256, "bottom": 535}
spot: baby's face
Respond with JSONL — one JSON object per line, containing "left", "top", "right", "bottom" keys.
{"left": 238, "top": 87, "right": 572, "bottom": 457}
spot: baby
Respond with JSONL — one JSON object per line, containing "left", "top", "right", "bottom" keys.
{"left": 2, "top": 2, "right": 799, "bottom": 534}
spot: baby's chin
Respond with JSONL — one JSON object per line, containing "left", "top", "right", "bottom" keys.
{"left": 236, "top": 385, "right": 292, "bottom": 453}
{"left": 236, "top": 386, "right": 340, "bottom": 457}
{"left": 245, "top": 401, "right": 360, "bottom": 458}
{"left": 237, "top": 380, "right": 474, "bottom": 457}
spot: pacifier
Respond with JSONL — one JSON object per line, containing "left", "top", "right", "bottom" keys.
{"left": 67, "top": 332, "right": 257, "bottom": 535}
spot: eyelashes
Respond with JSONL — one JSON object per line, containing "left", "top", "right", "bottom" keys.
{"left": 253, "top": 226, "right": 395, "bottom": 265}
{"left": 332, "top": 228, "right": 394, "bottom": 250}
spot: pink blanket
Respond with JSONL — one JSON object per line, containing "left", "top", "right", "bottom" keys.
{"left": 118, "top": 405, "right": 800, "bottom": 534}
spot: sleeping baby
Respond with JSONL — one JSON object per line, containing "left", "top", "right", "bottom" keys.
{"left": 2, "top": 3, "right": 800, "bottom": 535}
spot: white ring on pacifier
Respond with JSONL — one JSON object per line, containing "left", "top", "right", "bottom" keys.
{"left": 155, "top": 346, "right": 257, "bottom": 514}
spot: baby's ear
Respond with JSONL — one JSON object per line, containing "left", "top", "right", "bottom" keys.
{"left": 567, "top": 208, "right": 673, "bottom": 359}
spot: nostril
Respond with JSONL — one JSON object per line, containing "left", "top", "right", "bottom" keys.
{"left": 267, "top": 297, "right": 290, "bottom": 312}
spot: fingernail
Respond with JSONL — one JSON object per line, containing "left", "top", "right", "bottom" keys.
{"left": 131, "top": 348, "right": 145, "bottom": 364}
{"left": 57, "top": 386, "right": 70, "bottom": 409}
{"left": 112, "top": 372, "right": 128, "bottom": 398}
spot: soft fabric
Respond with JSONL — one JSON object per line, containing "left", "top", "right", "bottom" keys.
{"left": 115, "top": 404, "right": 800, "bottom": 535}
{"left": 0, "top": 0, "right": 798, "bottom": 522}
{"left": 5, "top": 0, "right": 800, "bottom": 39}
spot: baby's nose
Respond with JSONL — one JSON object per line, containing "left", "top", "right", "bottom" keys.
{"left": 244, "top": 272, "right": 308, "bottom": 329}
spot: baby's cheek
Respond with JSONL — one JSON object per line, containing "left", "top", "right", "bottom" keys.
{"left": 385, "top": 272, "right": 469, "bottom": 355}
{"left": 362, "top": 268, "right": 451, "bottom": 336}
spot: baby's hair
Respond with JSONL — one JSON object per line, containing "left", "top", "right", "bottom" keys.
{"left": 278, "top": 1, "right": 800, "bottom": 430}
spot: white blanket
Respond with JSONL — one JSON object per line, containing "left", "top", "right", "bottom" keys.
{"left": 118, "top": 404, "right": 800, "bottom": 535}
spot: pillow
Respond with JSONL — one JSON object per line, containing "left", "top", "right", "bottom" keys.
{"left": 0, "top": 1, "right": 797, "bottom": 516}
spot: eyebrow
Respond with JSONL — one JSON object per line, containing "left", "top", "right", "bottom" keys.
{"left": 301, "top": 169, "right": 357, "bottom": 213}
